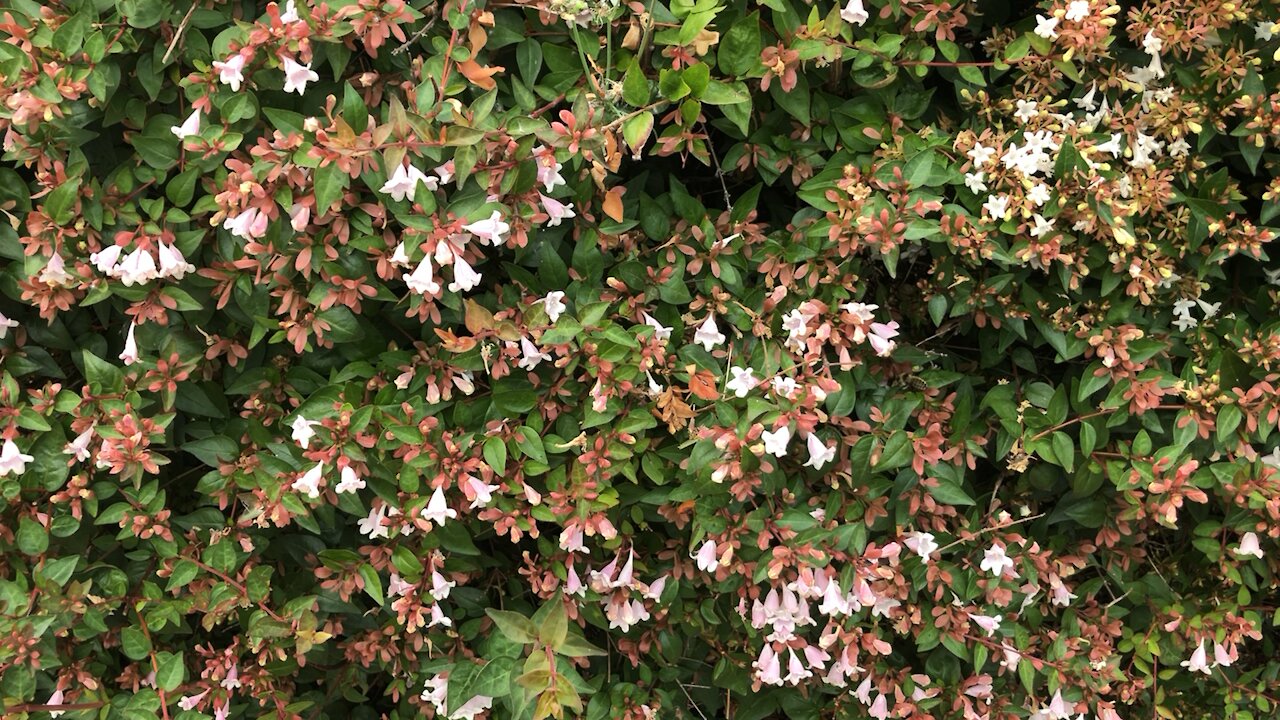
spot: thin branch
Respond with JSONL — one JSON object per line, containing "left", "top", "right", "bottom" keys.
{"left": 162, "top": 2, "right": 200, "bottom": 65}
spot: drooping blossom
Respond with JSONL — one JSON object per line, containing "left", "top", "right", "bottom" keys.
{"left": 120, "top": 321, "right": 139, "bottom": 365}
{"left": 693, "top": 314, "right": 726, "bottom": 351}
{"left": 643, "top": 312, "right": 672, "bottom": 341}
{"left": 904, "top": 531, "right": 939, "bottom": 560}
{"left": 292, "top": 462, "right": 324, "bottom": 498}
{"left": 980, "top": 543, "right": 1015, "bottom": 577}
{"left": 290, "top": 415, "right": 320, "bottom": 448}
{"left": 448, "top": 255, "right": 483, "bottom": 293}
{"left": 694, "top": 540, "right": 718, "bottom": 573}
{"left": 761, "top": 425, "right": 790, "bottom": 457}
{"left": 335, "top": 466, "right": 365, "bottom": 493}
{"left": 404, "top": 257, "right": 441, "bottom": 296}
{"left": 0, "top": 438, "right": 34, "bottom": 476}
{"left": 840, "top": 0, "right": 868, "bottom": 25}
{"left": 804, "top": 433, "right": 835, "bottom": 470}
{"left": 171, "top": 110, "right": 200, "bottom": 139}
{"left": 423, "top": 486, "right": 457, "bottom": 526}
{"left": 157, "top": 242, "right": 195, "bottom": 280}
{"left": 1180, "top": 639, "right": 1211, "bottom": 674}
{"left": 213, "top": 53, "right": 247, "bottom": 90}
{"left": 281, "top": 56, "right": 318, "bottom": 95}
{"left": 542, "top": 291, "right": 567, "bottom": 323}
{"left": 462, "top": 210, "right": 510, "bottom": 245}
{"left": 539, "top": 194, "right": 575, "bottom": 226}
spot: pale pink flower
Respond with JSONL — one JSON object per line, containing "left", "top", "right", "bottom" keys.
{"left": 64, "top": 427, "right": 95, "bottom": 461}
{"left": 840, "top": 0, "right": 868, "bottom": 24}
{"left": 281, "top": 56, "right": 318, "bottom": 95}
{"left": 335, "top": 466, "right": 365, "bottom": 494}
{"left": 693, "top": 314, "right": 726, "bottom": 351}
{"left": 565, "top": 563, "right": 585, "bottom": 596}
{"left": 223, "top": 207, "right": 265, "bottom": 240}
{"left": 967, "top": 612, "right": 1002, "bottom": 636}
{"left": 642, "top": 312, "right": 672, "bottom": 341}
{"left": 213, "top": 53, "right": 247, "bottom": 90}
{"left": 47, "top": 689, "right": 67, "bottom": 718}
{"left": 39, "top": 253, "right": 75, "bottom": 287}
{"left": 463, "top": 210, "right": 510, "bottom": 245}
{"left": 539, "top": 194, "right": 576, "bottom": 226}
{"left": 359, "top": 504, "right": 389, "bottom": 539}
{"left": 693, "top": 540, "right": 718, "bottom": 573}
{"left": 279, "top": 0, "right": 301, "bottom": 23}
{"left": 868, "top": 693, "right": 890, "bottom": 720}
{"left": 465, "top": 474, "right": 499, "bottom": 509}
{"left": 423, "top": 486, "right": 457, "bottom": 526}
{"left": 560, "top": 525, "right": 585, "bottom": 553}
{"left": 116, "top": 248, "right": 158, "bottom": 286}
{"left": 380, "top": 163, "right": 422, "bottom": 202}
{"left": 221, "top": 664, "right": 241, "bottom": 690}
{"left": 981, "top": 543, "right": 1015, "bottom": 577}
{"left": 543, "top": 291, "right": 567, "bottom": 323}
{"left": 404, "top": 257, "right": 441, "bottom": 296}
{"left": 1235, "top": 531, "right": 1265, "bottom": 559}
{"left": 292, "top": 462, "right": 324, "bottom": 498}
{"left": 726, "top": 366, "right": 759, "bottom": 398}
{"left": 761, "top": 425, "right": 790, "bottom": 457}
{"left": 1180, "top": 639, "right": 1211, "bottom": 674}
{"left": 157, "top": 242, "right": 195, "bottom": 280}
{"left": 904, "top": 531, "right": 939, "bottom": 560}
{"left": 289, "top": 203, "right": 310, "bottom": 231}
{"left": 290, "top": 415, "right": 320, "bottom": 448}
{"left": 178, "top": 690, "right": 209, "bottom": 711}
{"left": 171, "top": 110, "right": 200, "bottom": 139}
{"left": 804, "top": 433, "right": 835, "bottom": 470}
{"left": 518, "top": 337, "right": 551, "bottom": 371}
{"left": 1213, "top": 641, "right": 1236, "bottom": 668}
{"left": 90, "top": 244, "right": 123, "bottom": 275}
{"left": 120, "top": 321, "right": 139, "bottom": 365}
{"left": 0, "top": 438, "right": 34, "bottom": 477}
{"left": 754, "top": 644, "right": 783, "bottom": 686}
{"left": 448, "top": 255, "right": 482, "bottom": 293}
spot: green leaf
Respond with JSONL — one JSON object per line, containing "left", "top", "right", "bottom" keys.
{"left": 538, "top": 597, "right": 568, "bottom": 649}
{"left": 358, "top": 563, "right": 384, "bottom": 605}
{"left": 484, "top": 435, "right": 508, "bottom": 474}
{"left": 16, "top": 516, "right": 49, "bottom": 556}
{"left": 154, "top": 652, "right": 185, "bottom": 692}
{"left": 44, "top": 180, "right": 81, "bottom": 225}
{"left": 313, "top": 163, "right": 349, "bottom": 214}
{"left": 875, "top": 432, "right": 912, "bottom": 470}
{"left": 487, "top": 609, "right": 538, "bottom": 644}
{"left": 343, "top": 83, "right": 369, "bottom": 134}
{"left": 718, "top": 13, "right": 762, "bottom": 77}
{"left": 556, "top": 633, "right": 607, "bottom": 657}
{"left": 515, "top": 427, "right": 548, "bottom": 464}
{"left": 622, "top": 62, "right": 651, "bottom": 107}
{"left": 121, "top": 627, "right": 152, "bottom": 660}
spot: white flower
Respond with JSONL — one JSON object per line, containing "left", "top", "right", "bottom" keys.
{"left": 1096, "top": 132, "right": 1123, "bottom": 157}
{"left": 839, "top": 0, "right": 868, "bottom": 25}
{"left": 290, "top": 415, "right": 320, "bottom": 448}
{"left": 1027, "top": 182, "right": 1052, "bottom": 206}
{"left": 804, "top": 433, "right": 836, "bottom": 470}
{"left": 462, "top": 210, "right": 510, "bottom": 245}
{"left": 1257, "top": 21, "right": 1278, "bottom": 41}
{"left": 120, "top": 321, "right": 139, "bottom": 365}
{"left": 36, "top": 256, "right": 73, "bottom": 292}
{"left": 1014, "top": 99, "right": 1039, "bottom": 123}
{"left": 157, "top": 242, "right": 195, "bottom": 280}
{"left": 117, "top": 248, "right": 158, "bottom": 286}
{"left": 171, "top": 110, "right": 200, "bottom": 139}
{"left": 223, "top": 207, "right": 267, "bottom": 240}
{"left": 983, "top": 194, "right": 1011, "bottom": 221}
{"left": 279, "top": 0, "right": 301, "bottom": 23}
{"left": 726, "top": 366, "right": 759, "bottom": 398}
{"left": 761, "top": 425, "right": 791, "bottom": 457}
{"left": 1029, "top": 214, "right": 1055, "bottom": 238}
{"left": 336, "top": 466, "right": 365, "bottom": 494}
{"left": 213, "top": 53, "right": 247, "bottom": 91}
{"left": 404, "top": 257, "right": 441, "bottom": 296}
{"left": 967, "top": 612, "right": 1002, "bottom": 636}
{"left": 1075, "top": 83, "right": 1099, "bottom": 112}
{"left": 281, "top": 56, "right": 319, "bottom": 95}
{"left": 980, "top": 544, "right": 1015, "bottom": 577}
{"left": 643, "top": 312, "right": 672, "bottom": 342}
{"left": 0, "top": 311, "right": 16, "bottom": 339}
{"left": 359, "top": 504, "right": 389, "bottom": 539}
{"left": 967, "top": 142, "right": 996, "bottom": 167}
{"left": 693, "top": 315, "right": 726, "bottom": 351}
{"left": 1180, "top": 639, "right": 1212, "bottom": 675}
{"left": 448, "top": 255, "right": 483, "bottom": 293}
{"left": 1235, "top": 531, "right": 1265, "bottom": 559}
{"left": 904, "top": 532, "right": 939, "bottom": 560}
{"left": 90, "top": 245, "right": 123, "bottom": 275}
{"left": 47, "top": 690, "right": 67, "bottom": 718}
{"left": 1142, "top": 30, "right": 1163, "bottom": 56}
{"left": 64, "top": 427, "right": 95, "bottom": 461}
{"left": 542, "top": 291, "right": 567, "bottom": 323}
{"left": 1196, "top": 298, "right": 1221, "bottom": 320}
{"left": 0, "top": 438, "right": 34, "bottom": 476}
{"left": 645, "top": 370, "right": 664, "bottom": 395}
{"left": 539, "top": 194, "right": 576, "bottom": 226}
{"left": 465, "top": 474, "right": 499, "bottom": 509}
{"left": 292, "top": 462, "right": 324, "bottom": 498}
{"left": 380, "top": 163, "right": 425, "bottom": 202}
{"left": 1064, "top": 0, "right": 1090, "bottom": 22}
{"left": 694, "top": 540, "right": 718, "bottom": 573}
{"left": 423, "top": 486, "right": 458, "bottom": 527}
{"left": 518, "top": 337, "right": 551, "bottom": 371}
{"left": 963, "top": 171, "right": 987, "bottom": 193}
{"left": 1034, "top": 14, "right": 1059, "bottom": 39}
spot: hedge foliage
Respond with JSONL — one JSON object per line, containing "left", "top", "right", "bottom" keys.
{"left": 2, "top": 0, "right": 1280, "bottom": 719}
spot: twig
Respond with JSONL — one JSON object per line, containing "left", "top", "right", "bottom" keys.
{"left": 700, "top": 122, "right": 733, "bottom": 211}
{"left": 676, "top": 681, "right": 710, "bottom": 720}
{"left": 162, "top": 2, "right": 200, "bottom": 65}
{"left": 391, "top": 9, "right": 439, "bottom": 56}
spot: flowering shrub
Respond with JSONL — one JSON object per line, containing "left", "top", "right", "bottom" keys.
{"left": 4, "top": 0, "right": 1280, "bottom": 718}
